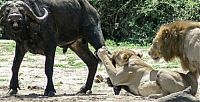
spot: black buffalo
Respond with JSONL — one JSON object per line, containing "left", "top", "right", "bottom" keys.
{"left": 0, "top": 0, "right": 105, "bottom": 96}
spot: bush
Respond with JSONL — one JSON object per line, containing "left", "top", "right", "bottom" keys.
{"left": 89, "top": 0, "right": 200, "bottom": 45}
{"left": 0, "top": 0, "right": 199, "bottom": 44}
{"left": 0, "top": 0, "right": 6, "bottom": 39}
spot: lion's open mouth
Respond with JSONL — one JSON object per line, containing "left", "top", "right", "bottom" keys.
{"left": 153, "top": 57, "right": 159, "bottom": 60}
{"left": 152, "top": 57, "right": 160, "bottom": 62}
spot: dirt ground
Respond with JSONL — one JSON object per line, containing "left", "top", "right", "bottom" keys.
{"left": 0, "top": 67, "right": 156, "bottom": 102}
{"left": 0, "top": 40, "right": 199, "bottom": 102}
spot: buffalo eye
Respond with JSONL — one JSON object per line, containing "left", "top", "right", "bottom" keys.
{"left": 19, "top": 7, "right": 25, "bottom": 13}
{"left": 5, "top": 8, "right": 10, "bottom": 14}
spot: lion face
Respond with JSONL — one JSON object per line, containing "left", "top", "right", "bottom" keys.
{"left": 113, "top": 53, "right": 130, "bottom": 66}
{"left": 148, "top": 21, "right": 189, "bottom": 62}
{"left": 148, "top": 24, "right": 174, "bottom": 62}
{"left": 112, "top": 50, "right": 143, "bottom": 66}
{"left": 148, "top": 33, "right": 164, "bottom": 62}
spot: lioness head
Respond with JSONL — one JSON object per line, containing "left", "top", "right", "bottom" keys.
{"left": 112, "top": 50, "right": 143, "bottom": 67}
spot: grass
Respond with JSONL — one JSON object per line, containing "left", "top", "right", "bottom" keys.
{"left": 0, "top": 40, "right": 181, "bottom": 71}
{"left": 0, "top": 40, "right": 15, "bottom": 53}
{"left": 0, "top": 57, "right": 9, "bottom": 62}
{"left": 55, "top": 81, "right": 64, "bottom": 86}
{"left": 0, "top": 78, "right": 7, "bottom": 82}
{"left": 54, "top": 63, "right": 67, "bottom": 68}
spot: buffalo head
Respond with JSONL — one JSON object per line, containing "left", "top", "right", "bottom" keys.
{"left": 0, "top": 0, "right": 48, "bottom": 33}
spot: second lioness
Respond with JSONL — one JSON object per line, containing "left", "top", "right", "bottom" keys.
{"left": 97, "top": 48, "right": 195, "bottom": 98}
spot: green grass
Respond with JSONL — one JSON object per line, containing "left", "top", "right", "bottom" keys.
{"left": 67, "top": 56, "right": 85, "bottom": 69}
{"left": 152, "top": 59, "right": 181, "bottom": 69}
{"left": 0, "top": 78, "right": 7, "bottom": 82}
{"left": 55, "top": 81, "right": 64, "bottom": 86}
{"left": 0, "top": 57, "right": 9, "bottom": 62}
{"left": 0, "top": 40, "right": 15, "bottom": 55}
{"left": 54, "top": 63, "right": 66, "bottom": 68}
{"left": 0, "top": 40, "right": 180, "bottom": 70}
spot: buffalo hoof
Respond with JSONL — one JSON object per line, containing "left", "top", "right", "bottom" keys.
{"left": 76, "top": 85, "right": 92, "bottom": 95}
{"left": 44, "top": 91, "right": 55, "bottom": 97}
{"left": 76, "top": 90, "right": 86, "bottom": 95}
{"left": 76, "top": 90, "right": 92, "bottom": 96}
{"left": 76, "top": 90, "right": 92, "bottom": 95}
{"left": 8, "top": 89, "right": 18, "bottom": 95}
{"left": 86, "top": 90, "right": 92, "bottom": 95}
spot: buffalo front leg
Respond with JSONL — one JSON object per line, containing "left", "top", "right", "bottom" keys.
{"left": 69, "top": 39, "right": 99, "bottom": 94}
{"left": 9, "top": 44, "right": 26, "bottom": 95}
{"left": 44, "top": 46, "right": 56, "bottom": 96}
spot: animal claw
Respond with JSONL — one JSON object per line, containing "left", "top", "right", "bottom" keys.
{"left": 7, "top": 89, "right": 18, "bottom": 95}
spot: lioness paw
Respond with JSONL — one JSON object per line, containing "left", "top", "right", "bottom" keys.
{"left": 97, "top": 46, "right": 109, "bottom": 58}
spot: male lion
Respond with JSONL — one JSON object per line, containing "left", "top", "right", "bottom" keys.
{"left": 97, "top": 47, "right": 195, "bottom": 98}
{"left": 148, "top": 20, "right": 200, "bottom": 95}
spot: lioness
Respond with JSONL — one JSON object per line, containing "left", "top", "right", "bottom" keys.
{"left": 97, "top": 47, "right": 195, "bottom": 98}
{"left": 148, "top": 20, "right": 200, "bottom": 95}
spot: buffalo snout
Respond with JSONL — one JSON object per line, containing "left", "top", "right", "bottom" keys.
{"left": 7, "top": 13, "right": 23, "bottom": 21}
{"left": 7, "top": 13, "right": 23, "bottom": 29}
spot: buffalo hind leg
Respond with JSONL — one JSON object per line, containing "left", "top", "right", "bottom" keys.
{"left": 86, "top": 22, "right": 106, "bottom": 52}
{"left": 9, "top": 43, "right": 27, "bottom": 95}
{"left": 69, "top": 39, "right": 99, "bottom": 94}
{"left": 72, "top": 22, "right": 105, "bottom": 94}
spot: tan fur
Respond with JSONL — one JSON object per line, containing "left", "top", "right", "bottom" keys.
{"left": 148, "top": 21, "right": 200, "bottom": 95}
{"left": 94, "top": 75, "right": 104, "bottom": 83}
{"left": 97, "top": 47, "right": 194, "bottom": 97}
{"left": 149, "top": 20, "right": 200, "bottom": 73}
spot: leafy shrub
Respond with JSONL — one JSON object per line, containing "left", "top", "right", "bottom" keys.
{"left": 89, "top": 0, "right": 200, "bottom": 45}
{"left": 0, "top": 0, "right": 199, "bottom": 44}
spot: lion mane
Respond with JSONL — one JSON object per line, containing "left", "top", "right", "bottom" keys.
{"left": 153, "top": 21, "right": 200, "bottom": 72}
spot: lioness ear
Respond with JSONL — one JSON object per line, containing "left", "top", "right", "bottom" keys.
{"left": 121, "top": 53, "right": 132, "bottom": 60}
{"left": 136, "top": 52, "right": 143, "bottom": 58}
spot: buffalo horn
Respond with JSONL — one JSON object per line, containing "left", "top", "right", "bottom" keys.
{"left": 16, "top": 1, "right": 48, "bottom": 23}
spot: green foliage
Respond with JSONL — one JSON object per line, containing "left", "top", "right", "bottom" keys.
{"left": 0, "top": 0, "right": 8, "bottom": 38}
{"left": 0, "top": 0, "right": 199, "bottom": 45}
{"left": 0, "top": 0, "right": 3, "bottom": 4}
{"left": 90, "top": 0, "right": 200, "bottom": 45}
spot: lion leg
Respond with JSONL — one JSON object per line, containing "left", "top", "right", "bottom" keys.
{"left": 106, "top": 77, "right": 122, "bottom": 95}
{"left": 156, "top": 70, "right": 187, "bottom": 94}
{"left": 106, "top": 77, "right": 113, "bottom": 87}
{"left": 138, "top": 81, "right": 163, "bottom": 97}
{"left": 113, "top": 86, "right": 122, "bottom": 95}
{"left": 185, "top": 71, "right": 198, "bottom": 96}
{"left": 148, "top": 93, "right": 165, "bottom": 99}
{"left": 157, "top": 86, "right": 199, "bottom": 102}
